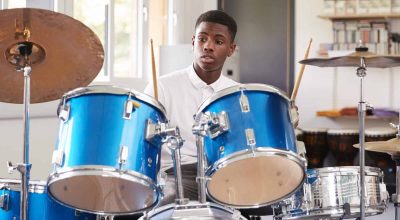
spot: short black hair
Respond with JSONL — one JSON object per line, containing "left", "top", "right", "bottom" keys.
{"left": 195, "top": 10, "right": 237, "bottom": 41}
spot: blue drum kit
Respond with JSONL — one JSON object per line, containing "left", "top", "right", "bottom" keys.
{"left": 2, "top": 7, "right": 400, "bottom": 220}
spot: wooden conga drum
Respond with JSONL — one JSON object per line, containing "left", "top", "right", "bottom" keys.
{"left": 295, "top": 129, "right": 303, "bottom": 142}
{"left": 301, "top": 128, "right": 328, "bottom": 168}
{"left": 365, "top": 127, "right": 397, "bottom": 195}
{"left": 327, "top": 129, "right": 359, "bottom": 166}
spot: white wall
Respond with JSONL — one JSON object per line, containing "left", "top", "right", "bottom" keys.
{"left": 295, "top": 0, "right": 400, "bottom": 130}
{"left": 170, "top": 0, "right": 217, "bottom": 44}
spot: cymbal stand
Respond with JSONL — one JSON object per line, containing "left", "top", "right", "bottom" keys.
{"left": 391, "top": 154, "right": 400, "bottom": 220}
{"left": 356, "top": 56, "right": 371, "bottom": 220}
{"left": 6, "top": 42, "right": 34, "bottom": 220}
{"left": 390, "top": 118, "right": 400, "bottom": 220}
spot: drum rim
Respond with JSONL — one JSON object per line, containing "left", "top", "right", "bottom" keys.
{"left": 60, "top": 85, "right": 167, "bottom": 116}
{"left": 139, "top": 201, "right": 245, "bottom": 219}
{"left": 47, "top": 166, "right": 161, "bottom": 215}
{"left": 205, "top": 147, "right": 307, "bottom": 208}
{"left": 0, "top": 178, "right": 46, "bottom": 193}
{"left": 326, "top": 129, "right": 359, "bottom": 135}
{"left": 308, "top": 166, "right": 381, "bottom": 177}
{"left": 195, "top": 83, "right": 290, "bottom": 115}
{"left": 278, "top": 205, "right": 385, "bottom": 220}
{"left": 300, "top": 128, "right": 328, "bottom": 133}
{"left": 365, "top": 127, "right": 397, "bottom": 136}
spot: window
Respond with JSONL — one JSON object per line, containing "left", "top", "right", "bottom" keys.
{"left": 2, "top": 0, "right": 26, "bottom": 8}
{"left": 70, "top": 0, "right": 168, "bottom": 83}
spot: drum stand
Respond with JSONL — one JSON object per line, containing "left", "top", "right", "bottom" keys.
{"left": 390, "top": 118, "right": 400, "bottom": 220}
{"left": 6, "top": 42, "right": 34, "bottom": 220}
{"left": 165, "top": 134, "right": 187, "bottom": 205}
{"left": 192, "top": 113, "right": 212, "bottom": 203}
{"left": 390, "top": 154, "right": 400, "bottom": 220}
{"left": 356, "top": 55, "right": 371, "bottom": 220}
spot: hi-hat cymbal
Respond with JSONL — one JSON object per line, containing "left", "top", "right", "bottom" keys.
{"left": 354, "top": 138, "right": 400, "bottom": 155}
{"left": 299, "top": 50, "right": 400, "bottom": 68}
{"left": 0, "top": 8, "right": 104, "bottom": 104}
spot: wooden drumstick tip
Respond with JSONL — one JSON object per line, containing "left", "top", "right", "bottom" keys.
{"left": 131, "top": 100, "right": 141, "bottom": 108}
{"left": 290, "top": 38, "right": 312, "bottom": 101}
{"left": 150, "top": 38, "right": 158, "bottom": 100}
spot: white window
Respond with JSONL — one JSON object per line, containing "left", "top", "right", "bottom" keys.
{"left": 68, "top": 0, "right": 168, "bottom": 90}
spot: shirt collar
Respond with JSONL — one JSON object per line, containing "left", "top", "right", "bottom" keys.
{"left": 188, "top": 64, "right": 226, "bottom": 91}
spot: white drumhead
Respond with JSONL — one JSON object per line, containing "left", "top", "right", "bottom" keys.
{"left": 141, "top": 201, "right": 245, "bottom": 220}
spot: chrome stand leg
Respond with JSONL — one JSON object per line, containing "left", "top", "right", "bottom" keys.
{"left": 21, "top": 66, "right": 32, "bottom": 220}
{"left": 391, "top": 156, "right": 400, "bottom": 220}
{"left": 196, "top": 135, "right": 207, "bottom": 203}
{"left": 356, "top": 57, "right": 367, "bottom": 220}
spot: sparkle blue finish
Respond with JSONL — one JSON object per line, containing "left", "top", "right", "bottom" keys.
{"left": 201, "top": 89, "right": 297, "bottom": 167}
{"left": 0, "top": 184, "right": 96, "bottom": 219}
{"left": 53, "top": 92, "right": 166, "bottom": 183}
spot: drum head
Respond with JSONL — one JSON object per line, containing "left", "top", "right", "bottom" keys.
{"left": 48, "top": 170, "right": 159, "bottom": 214}
{"left": 207, "top": 149, "right": 305, "bottom": 208}
{"left": 141, "top": 201, "right": 245, "bottom": 220}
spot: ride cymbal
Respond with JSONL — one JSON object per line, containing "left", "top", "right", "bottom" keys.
{"left": 299, "top": 50, "right": 400, "bottom": 68}
{"left": 354, "top": 138, "right": 400, "bottom": 155}
{"left": 0, "top": 8, "right": 104, "bottom": 103}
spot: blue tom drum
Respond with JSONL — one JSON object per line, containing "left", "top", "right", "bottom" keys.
{"left": 195, "top": 84, "right": 306, "bottom": 208}
{"left": 0, "top": 179, "right": 96, "bottom": 220}
{"left": 47, "top": 85, "right": 167, "bottom": 215}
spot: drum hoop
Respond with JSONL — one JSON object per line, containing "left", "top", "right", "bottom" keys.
{"left": 195, "top": 83, "right": 290, "bottom": 115}
{"left": 327, "top": 129, "right": 359, "bottom": 135}
{"left": 205, "top": 147, "right": 307, "bottom": 208}
{"left": 60, "top": 85, "right": 167, "bottom": 116}
{"left": 309, "top": 166, "right": 381, "bottom": 177}
{"left": 47, "top": 165, "right": 159, "bottom": 191}
{"left": 0, "top": 178, "right": 46, "bottom": 193}
{"left": 141, "top": 201, "right": 245, "bottom": 219}
{"left": 47, "top": 166, "right": 161, "bottom": 215}
{"left": 300, "top": 128, "right": 328, "bottom": 133}
{"left": 280, "top": 206, "right": 385, "bottom": 220}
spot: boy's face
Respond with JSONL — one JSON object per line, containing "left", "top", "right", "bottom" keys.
{"left": 192, "top": 22, "right": 236, "bottom": 74}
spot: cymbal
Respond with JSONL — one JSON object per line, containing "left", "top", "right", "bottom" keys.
{"left": 354, "top": 138, "right": 400, "bottom": 155}
{"left": 299, "top": 50, "right": 400, "bottom": 68}
{"left": 0, "top": 8, "right": 104, "bottom": 104}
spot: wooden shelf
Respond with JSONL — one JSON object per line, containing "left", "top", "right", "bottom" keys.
{"left": 318, "top": 13, "right": 400, "bottom": 20}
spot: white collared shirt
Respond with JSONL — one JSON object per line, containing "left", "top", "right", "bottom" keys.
{"left": 144, "top": 65, "right": 239, "bottom": 169}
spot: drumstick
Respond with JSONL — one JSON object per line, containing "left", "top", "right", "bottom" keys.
{"left": 150, "top": 39, "right": 158, "bottom": 100}
{"left": 291, "top": 38, "right": 312, "bottom": 101}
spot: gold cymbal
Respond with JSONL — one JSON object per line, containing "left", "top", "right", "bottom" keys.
{"left": 0, "top": 8, "right": 104, "bottom": 104}
{"left": 354, "top": 138, "right": 400, "bottom": 155}
{"left": 299, "top": 50, "right": 400, "bottom": 68}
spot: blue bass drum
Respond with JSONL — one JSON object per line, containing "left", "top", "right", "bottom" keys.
{"left": 195, "top": 84, "right": 306, "bottom": 208}
{"left": 0, "top": 179, "right": 96, "bottom": 220}
{"left": 47, "top": 85, "right": 167, "bottom": 215}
